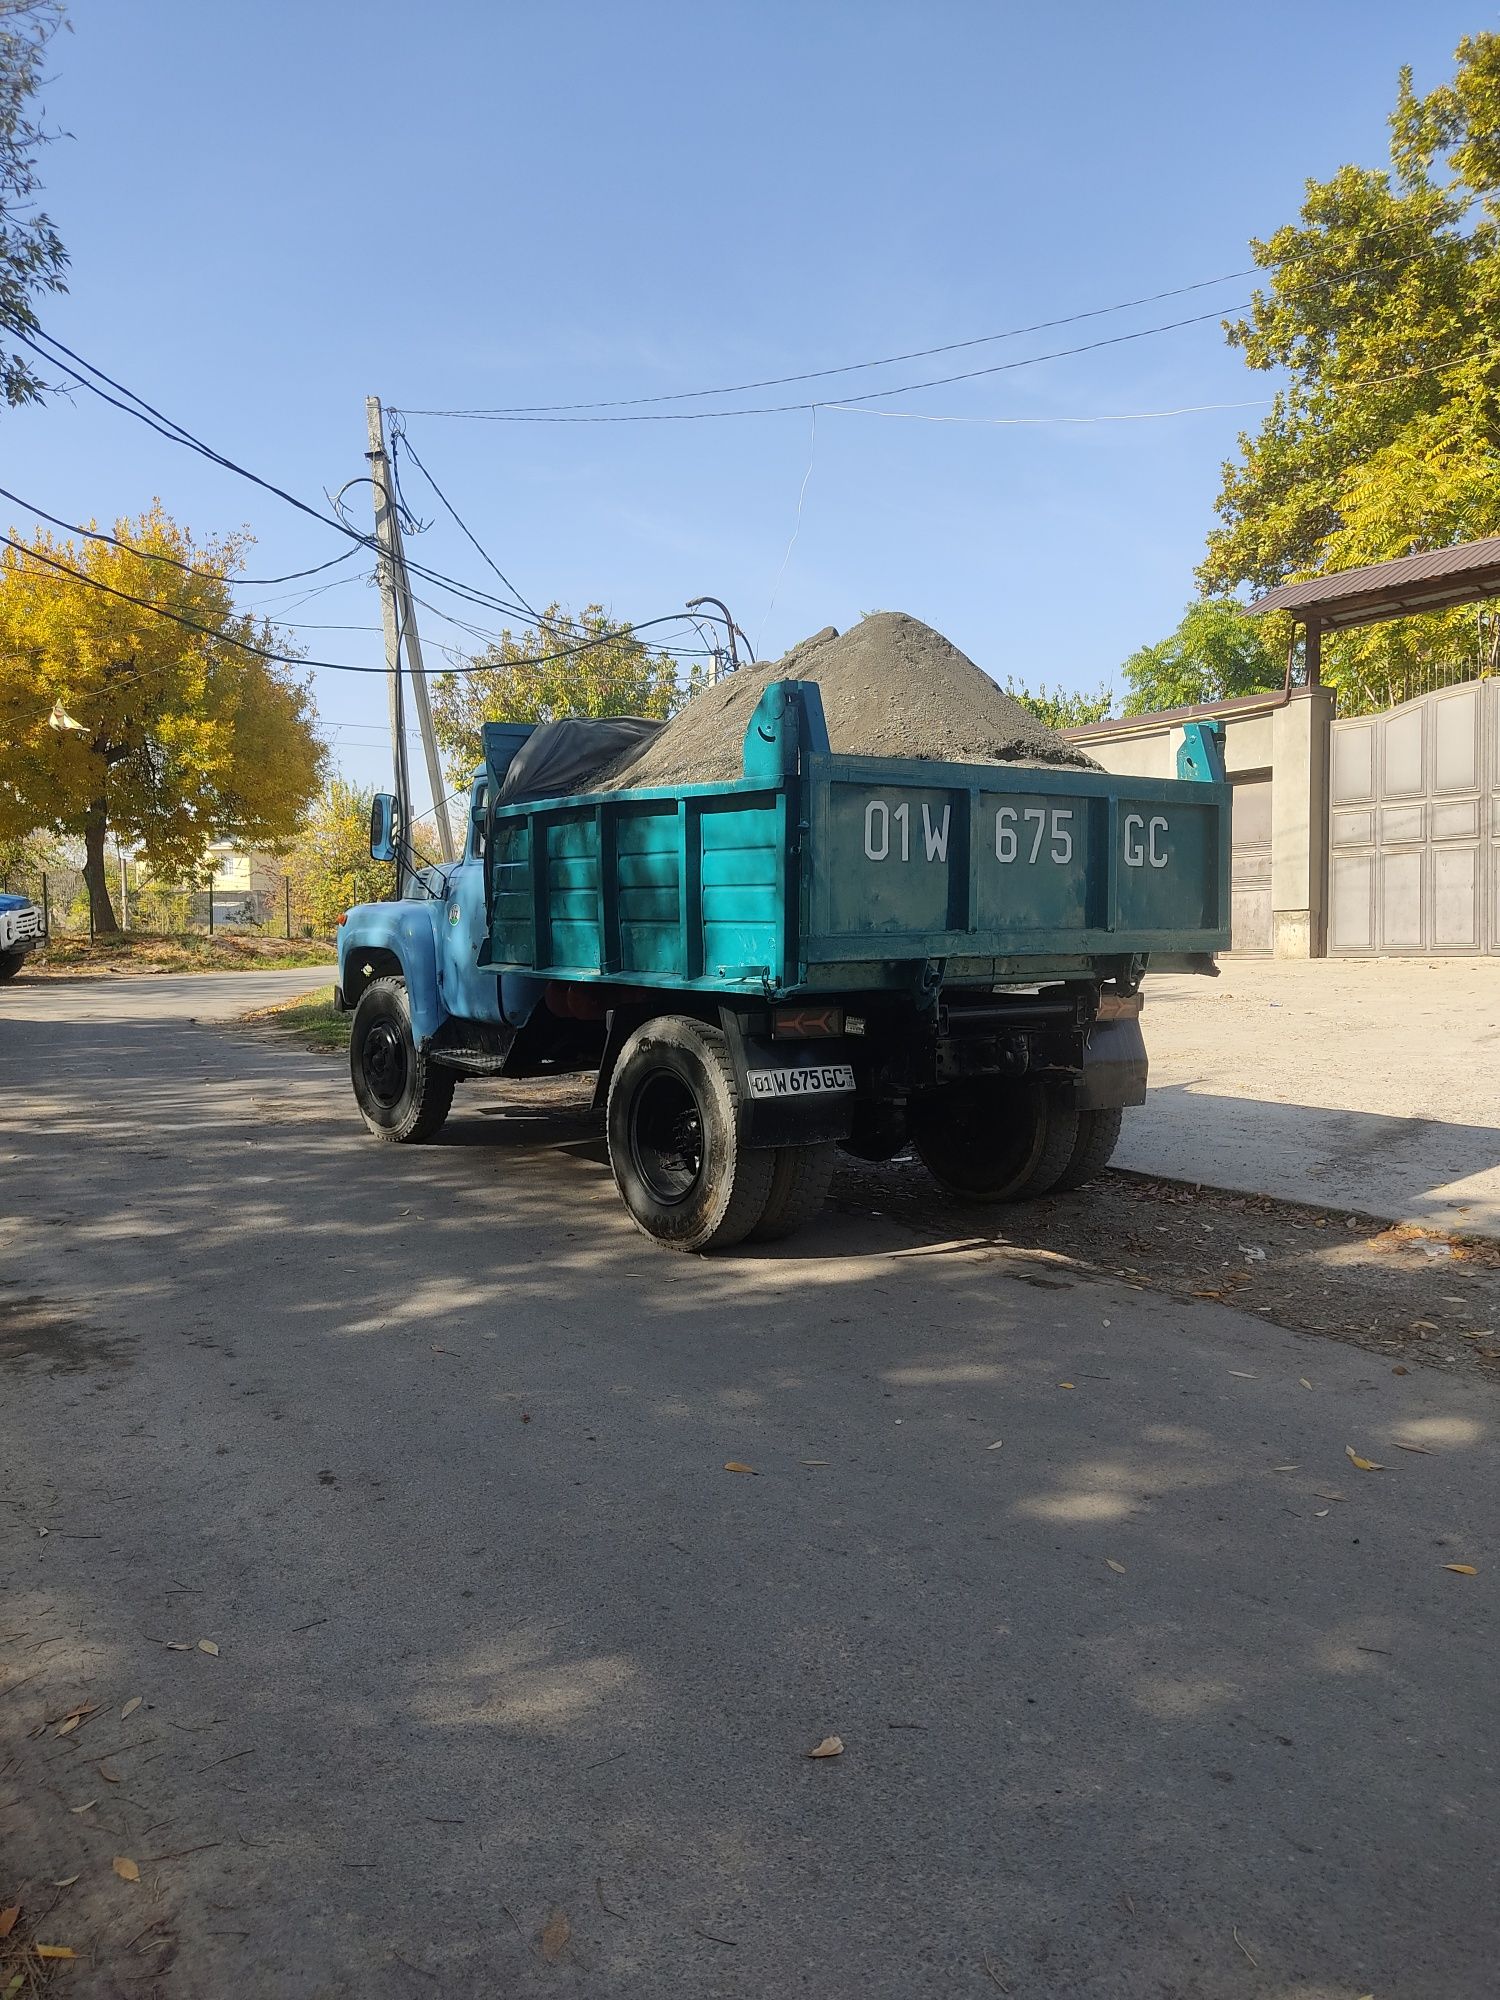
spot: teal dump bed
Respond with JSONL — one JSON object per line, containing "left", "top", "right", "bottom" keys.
{"left": 482, "top": 682, "right": 1229, "bottom": 996}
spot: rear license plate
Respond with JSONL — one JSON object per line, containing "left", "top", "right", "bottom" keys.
{"left": 747, "top": 1064, "right": 855, "bottom": 1099}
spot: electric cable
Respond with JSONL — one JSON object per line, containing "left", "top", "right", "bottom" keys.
{"left": 398, "top": 227, "right": 1470, "bottom": 417}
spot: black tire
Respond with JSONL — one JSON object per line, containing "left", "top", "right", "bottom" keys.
{"left": 747, "top": 1143, "right": 836, "bottom": 1244}
{"left": 0, "top": 952, "right": 25, "bottom": 984}
{"left": 914, "top": 1079, "right": 1080, "bottom": 1204}
{"left": 349, "top": 977, "right": 455, "bottom": 1143}
{"left": 1052, "top": 1107, "right": 1124, "bottom": 1194}
{"left": 606, "top": 1015, "right": 775, "bottom": 1253}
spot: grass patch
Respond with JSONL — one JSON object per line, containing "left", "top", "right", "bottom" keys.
{"left": 31, "top": 931, "right": 336, "bottom": 977}
{"left": 244, "top": 984, "right": 351, "bottom": 1052}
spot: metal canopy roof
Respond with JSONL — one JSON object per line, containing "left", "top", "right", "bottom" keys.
{"left": 1249, "top": 535, "right": 1500, "bottom": 631}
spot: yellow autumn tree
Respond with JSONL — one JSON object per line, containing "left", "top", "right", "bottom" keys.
{"left": 0, "top": 505, "right": 324, "bottom": 932}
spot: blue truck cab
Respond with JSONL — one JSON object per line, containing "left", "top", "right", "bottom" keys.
{"left": 336, "top": 682, "right": 1229, "bottom": 1253}
{"left": 0, "top": 892, "right": 46, "bottom": 982}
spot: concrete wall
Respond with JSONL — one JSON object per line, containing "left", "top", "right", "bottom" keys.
{"left": 1067, "top": 687, "right": 1334, "bottom": 958}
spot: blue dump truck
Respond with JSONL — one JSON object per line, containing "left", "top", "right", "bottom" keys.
{"left": 0, "top": 892, "right": 46, "bottom": 982}
{"left": 336, "top": 678, "right": 1229, "bottom": 1251}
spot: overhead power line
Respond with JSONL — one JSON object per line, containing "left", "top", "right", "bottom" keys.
{"left": 396, "top": 230, "right": 1466, "bottom": 420}
{"left": 0, "top": 531, "right": 710, "bottom": 680}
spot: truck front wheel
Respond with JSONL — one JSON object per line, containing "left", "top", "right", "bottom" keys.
{"left": 914, "top": 1080, "right": 1079, "bottom": 1204}
{"left": 607, "top": 1016, "right": 775, "bottom": 1253}
{"left": 349, "top": 977, "right": 454, "bottom": 1143}
{"left": 0, "top": 951, "right": 25, "bottom": 984}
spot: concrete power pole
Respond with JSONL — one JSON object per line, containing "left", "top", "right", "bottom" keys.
{"left": 365, "top": 398, "right": 457, "bottom": 875}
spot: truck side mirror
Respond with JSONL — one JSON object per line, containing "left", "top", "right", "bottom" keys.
{"left": 369, "top": 793, "right": 401, "bottom": 862}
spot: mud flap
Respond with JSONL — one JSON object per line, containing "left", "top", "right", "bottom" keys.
{"left": 1074, "top": 1018, "right": 1148, "bottom": 1109}
{"left": 724, "top": 1031, "right": 859, "bottom": 1147}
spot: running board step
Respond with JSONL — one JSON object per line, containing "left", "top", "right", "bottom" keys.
{"left": 430, "top": 1048, "right": 510, "bottom": 1076}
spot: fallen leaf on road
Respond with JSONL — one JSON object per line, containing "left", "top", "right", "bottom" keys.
{"left": 1299, "top": 1379, "right": 1313, "bottom": 1390}
{"left": 56, "top": 1715, "right": 81, "bottom": 1736}
{"left": 1228, "top": 1371, "right": 1254, "bottom": 1379}
{"left": 68, "top": 1801, "right": 96, "bottom": 1815}
{"left": 120, "top": 1697, "right": 142, "bottom": 1720}
{"left": 1315, "top": 1510, "right": 1330, "bottom": 1518}
{"left": 1059, "top": 1382, "right": 1075, "bottom": 1390}
{"left": 986, "top": 1441, "right": 1004, "bottom": 1451}
{"left": 1392, "top": 1365, "right": 1409, "bottom": 1376}
{"left": 0, "top": 1908, "right": 18, "bottom": 1940}
{"left": 1345, "top": 1447, "right": 1384, "bottom": 1471}
{"left": 540, "top": 1910, "right": 570, "bottom": 1963}
{"left": 111, "top": 1857, "right": 139, "bottom": 1883}
{"left": 1106, "top": 1560, "right": 1126, "bottom": 1575}
{"left": 51, "top": 1876, "right": 79, "bottom": 1889}
{"left": 1271, "top": 1465, "right": 1300, "bottom": 1473}
{"left": 1393, "top": 1442, "right": 1433, "bottom": 1455}
{"left": 806, "top": 1735, "right": 844, "bottom": 1758}
{"left": 164, "top": 1642, "right": 191, "bottom": 1652}
{"left": 723, "top": 1462, "right": 757, "bottom": 1475}
{"left": 800, "top": 1460, "right": 828, "bottom": 1467}
{"left": 196, "top": 1639, "right": 219, "bottom": 1656}
{"left": 35, "top": 1947, "right": 77, "bottom": 1961}
{"left": 97, "top": 1763, "right": 122, "bottom": 1784}
{"left": 1315, "top": 1492, "right": 1347, "bottom": 1503}
{"left": 1445, "top": 1563, "right": 1479, "bottom": 1576}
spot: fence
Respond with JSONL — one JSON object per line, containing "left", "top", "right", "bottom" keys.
{"left": 0, "top": 857, "right": 332, "bottom": 943}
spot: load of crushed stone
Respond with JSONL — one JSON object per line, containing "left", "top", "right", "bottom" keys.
{"left": 591, "top": 612, "right": 1098, "bottom": 792}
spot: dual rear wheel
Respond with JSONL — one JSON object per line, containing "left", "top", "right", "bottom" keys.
{"left": 913, "top": 1079, "right": 1121, "bottom": 1205}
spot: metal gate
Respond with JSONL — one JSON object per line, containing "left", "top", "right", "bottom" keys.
{"left": 1228, "top": 772, "right": 1273, "bottom": 954}
{"left": 1328, "top": 678, "right": 1498, "bottom": 955}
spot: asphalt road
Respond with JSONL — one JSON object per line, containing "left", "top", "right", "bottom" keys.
{"left": 2, "top": 974, "right": 1496, "bottom": 1999}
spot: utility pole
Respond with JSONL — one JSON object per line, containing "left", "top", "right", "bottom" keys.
{"left": 366, "top": 398, "right": 456, "bottom": 878}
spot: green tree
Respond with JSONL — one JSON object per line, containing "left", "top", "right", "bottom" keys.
{"left": 430, "top": 603, "right": 704, "bottom": 787}
{"left": 1120, "top": 599, "right": 1284, "bottom": 715}
{"left": 281, "top": 778, "right": 390, "bottom": 935}
{"left": 1001, "top": 677, "right": 1113, "bottom": 730}
{"left": 0, "top": 1, "right": 68, "bottom": 408}
{"left": 0, "top": 506, "right": 325, "bottom": 931}
{"left": 1200, "top": 33, "right": 1500, "bottom": 710}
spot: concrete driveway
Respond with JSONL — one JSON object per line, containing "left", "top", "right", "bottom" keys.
{"left": 2, "top": 973, "right": 1496, "bottom": 1998}
{"left": 1123, "top": 958, "right": 1500, "bottom": 1237}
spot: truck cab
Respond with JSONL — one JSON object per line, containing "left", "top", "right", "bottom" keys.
{"left": 0, "top": 893, "right": 46, "bottom": 982}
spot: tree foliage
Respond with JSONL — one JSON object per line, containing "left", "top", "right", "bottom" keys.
{"left": 0, "top": 0, "right": 68, "bottom": 408}
{"left": 430, "top": 604, "right": 704, "bottom": 786}
{"left": 1120, "top": 599, "right": 1284, "bottom": 715}
{"left": 1201, "top": 33, "right": 1500, "bottom": 710}
{"left": 280, "top": 778, "right": 390, "bottom": 936}
{"left": 1001, "top": 677, "right": 1113, "bottom": 730}
{"left": 0, "top": 506, "right": 324, "bottom": 930}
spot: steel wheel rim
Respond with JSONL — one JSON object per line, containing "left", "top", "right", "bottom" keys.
{"left": 629, "top": 1068, "right": 705, "bottom": 1205}
{"left": 362, "top": 1019, "right": 409, "bottom": 1108}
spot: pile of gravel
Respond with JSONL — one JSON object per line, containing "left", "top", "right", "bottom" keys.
{"left": 592, "top": 612, "right": 1096, "bottom": 791}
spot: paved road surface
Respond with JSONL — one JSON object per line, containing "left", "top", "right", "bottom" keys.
{"left": 2, "top": 974, "right": 1495, "bottom": 1997}
{"left": 1123, "top": 959, "right": 1500, "bottom": 1237}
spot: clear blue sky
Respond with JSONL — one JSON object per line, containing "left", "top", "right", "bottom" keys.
{"left": 4, "top": 0, "right": 1487, "bottom": 807}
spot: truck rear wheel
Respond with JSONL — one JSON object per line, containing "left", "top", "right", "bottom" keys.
{"left": 747, "top": 1143, "right": 836, "bottom": 1243}
{"left": 1052, "top": 1106, "right": 1124, "bottom": 1192}
{"left": 914, "top": 1080, "right": 1080, "bottom": 1204}
{"left": 607, "top": 1016, "right": 775, "bottom": 1253}
{"left": 350, "top": 977, "right": 454, "bottom": 1143}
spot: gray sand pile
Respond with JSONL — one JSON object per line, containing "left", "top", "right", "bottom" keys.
{"left": 593, "top": 612, "right": 1097, "bottom": 791}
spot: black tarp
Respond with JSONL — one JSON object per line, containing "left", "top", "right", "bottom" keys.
{"left": 495, "top": 716, "right": 663, "bottom": 803}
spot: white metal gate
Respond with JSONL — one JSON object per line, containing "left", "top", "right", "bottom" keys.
{"left": 1328, "top": 678, "right": 1498, "bottom": 955}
